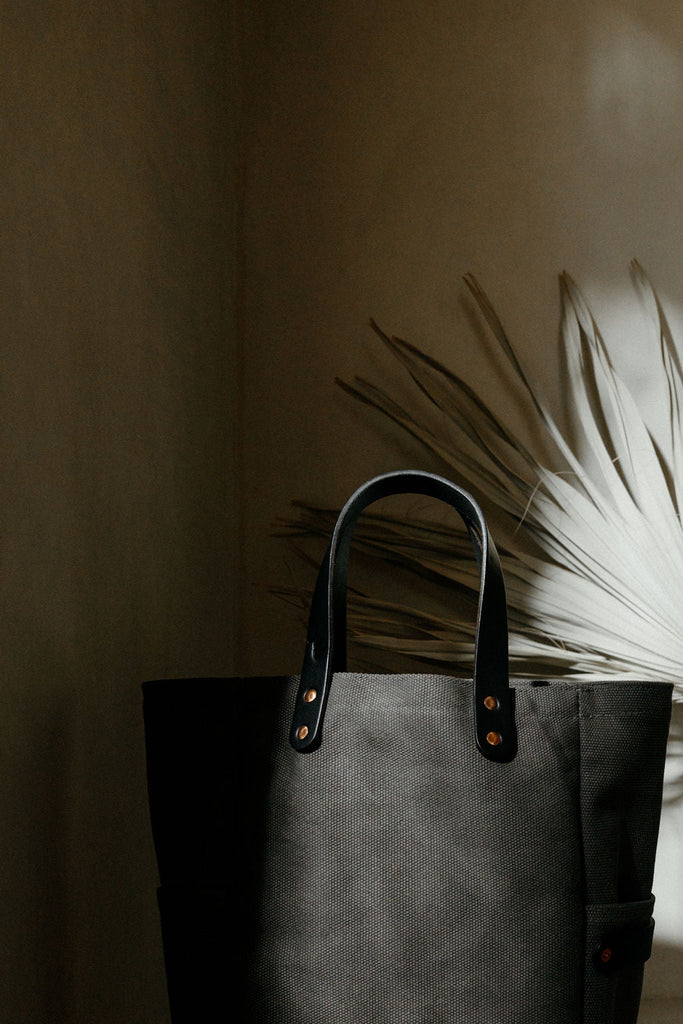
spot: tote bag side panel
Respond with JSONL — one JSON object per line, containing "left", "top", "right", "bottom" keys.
{"left": 143, "top": 676, "right": 293, "bottom": 1024}
{"left": 577, "top": 682, "right": 673, "bottom": 1024}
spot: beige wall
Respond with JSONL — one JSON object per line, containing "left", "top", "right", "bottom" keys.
{"left": 240, "top": 0, "right": 683, "bottom": 674}
{"left": 2, "top": 2, "right": 681, "bottom": 1021}
{"left": 3, "top": 3, "right": 238, "bottom": 1020}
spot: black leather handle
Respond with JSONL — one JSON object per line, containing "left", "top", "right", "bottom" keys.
{"left": 290, "top": 470, "right": 516, "bottom": 763}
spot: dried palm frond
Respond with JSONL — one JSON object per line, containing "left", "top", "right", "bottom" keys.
{"left": 281, "top": 262, "right": 683, "bottom": 699}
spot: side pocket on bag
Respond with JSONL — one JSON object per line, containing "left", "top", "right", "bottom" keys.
{"left": 584, "top": 895, "right": 656, "bottom": 1024}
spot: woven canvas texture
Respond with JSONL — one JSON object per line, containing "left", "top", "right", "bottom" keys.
{"left": 248, "top": 675, "right": 671, "bottom": 1024}
{"left": 143, "top": 674, "right": 671, "bottom": 1024}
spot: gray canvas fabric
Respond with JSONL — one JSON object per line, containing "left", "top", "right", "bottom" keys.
{"left": 143, "top": 472, "right": 675, "bottom": 1022}
{"left": 249, "top": 674, "right": 672, "bottom": 1024}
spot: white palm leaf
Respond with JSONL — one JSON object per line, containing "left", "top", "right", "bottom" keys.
{"left": 282, "top": 264, "right": 683, "bottom": 699}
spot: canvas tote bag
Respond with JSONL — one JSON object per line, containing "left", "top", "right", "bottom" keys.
{"left": 143, "top": 470, "right": 673, "bottom": 1024}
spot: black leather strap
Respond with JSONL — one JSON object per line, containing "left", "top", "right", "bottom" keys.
{"left": 290, "top": 470, "right": 516, "bottom": 763}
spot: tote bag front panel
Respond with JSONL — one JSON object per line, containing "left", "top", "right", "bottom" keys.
{"left": 252, "top": 673, "right": 588, "bottom": 1024}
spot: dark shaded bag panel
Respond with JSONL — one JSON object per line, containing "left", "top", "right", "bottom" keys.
{"left": 143, "top": 675, "right": 291, "bottom": 1023}
{"left": 578, "top": 685, "right": 672, "bottom": 1024}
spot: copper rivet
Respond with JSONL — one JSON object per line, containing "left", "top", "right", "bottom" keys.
{"left": 304, "top": 688, "right": 317, "bottom": 703}
{"left": 484, "top": 695, "right": 499, "bottom": 711}
{"left": 486, "top": 730, "right": 502, "bottom": 747}
{"left": 297, "top": 725, "right": 309, "bottom": 740}
{"left": 601, "top": 948, "right": 612, "bottom": 964}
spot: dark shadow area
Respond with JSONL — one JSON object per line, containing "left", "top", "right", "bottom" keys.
{"left": 641, "top": 939, "right": 683, "bottom": 1009}
{"left": 143, "top": 675, "right": 291, "bottom": 1023}
{"left": 0, "top": 681, "right": 73, "bottom": 1022}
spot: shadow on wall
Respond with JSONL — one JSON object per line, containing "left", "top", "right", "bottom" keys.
{"left": 0, "top": 655, "right": 73, "bottom": 1020}
{"left": 642, "top": 940, "right": 683, "bottom": 1004}
{"left": 0, "top": 625, "right": 167, "bottom": 1024}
